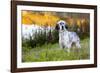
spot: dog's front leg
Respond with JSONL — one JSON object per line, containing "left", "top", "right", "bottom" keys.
{"left": 59, "top": 42, "right": 64, "bottom": 49}
{"left": 66, "top": 43, "right": 72, "bottom": 53}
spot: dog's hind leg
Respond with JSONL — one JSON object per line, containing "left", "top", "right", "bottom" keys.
{"left": 66, "top": 43, "right": 72, "bottom": 53}
{"left": 76, "top": 41, "right": 81, "bottom": 48}
{"left": 75, "top": 41, "right": 81, "bottom": 59}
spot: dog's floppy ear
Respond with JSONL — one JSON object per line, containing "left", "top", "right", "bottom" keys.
{"left": 55, "top": 24, "right": 59, "bottom": 30}
{"left": 65, "top": 24, "right": 68, "bottom": 29}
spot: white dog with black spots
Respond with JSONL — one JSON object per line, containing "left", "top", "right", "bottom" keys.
{"left": 55, "top": 20, "right": 81, "bottom": 52}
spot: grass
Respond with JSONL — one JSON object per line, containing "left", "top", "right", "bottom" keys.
{"left": 22, "top": 38, "right": 90, "bottom": 62}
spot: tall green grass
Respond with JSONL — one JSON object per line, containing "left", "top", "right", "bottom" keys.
{"left": 22, "top": 38, "right": 90, "bottom": 62}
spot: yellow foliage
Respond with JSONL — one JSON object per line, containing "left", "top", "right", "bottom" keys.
{"left": 22, "top": 11, "right": 89, "bottom": 28}
{"left": 76, "top": 19, "right": 81, "bottom": 27}
{"left": 22, "top": 11, "right": 60, "bottom": 27}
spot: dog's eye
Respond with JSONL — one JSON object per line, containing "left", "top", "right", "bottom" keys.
{"left": 60, "top": 22, "right": 64, "bottom": 25}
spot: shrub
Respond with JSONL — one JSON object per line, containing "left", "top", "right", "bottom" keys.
{"left": 22, "top": 29, "right": 59, "bottom": 48}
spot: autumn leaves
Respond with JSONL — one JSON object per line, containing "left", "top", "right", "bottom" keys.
{"left": 22, "top": 11, "right": 59, "bottom": 27}
{"left": 22, "top": 10, "right": 90, "bottom": 33}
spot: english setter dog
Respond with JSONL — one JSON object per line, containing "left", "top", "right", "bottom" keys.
{"left": 55, "top": 20, "right": 81, "bottom": 52}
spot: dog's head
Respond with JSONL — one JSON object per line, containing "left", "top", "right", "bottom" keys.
{"left": 55, "top": 20, "right": 68, "bottom": 31}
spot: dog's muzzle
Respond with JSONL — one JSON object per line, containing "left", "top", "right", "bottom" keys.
{"left": 62, "top": 26, "right": 64, "bottom": 30}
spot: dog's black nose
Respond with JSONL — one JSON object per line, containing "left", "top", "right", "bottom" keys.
{"left": 62, "top": 26, "right": 64, "bottom": 30}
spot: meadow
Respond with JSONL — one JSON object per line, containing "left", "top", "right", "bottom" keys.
{"left": 22, "top": 37, "right": 90, "bottom": 62}
{"left": 22, "top": 11, "right": 90, "bottom": 62}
